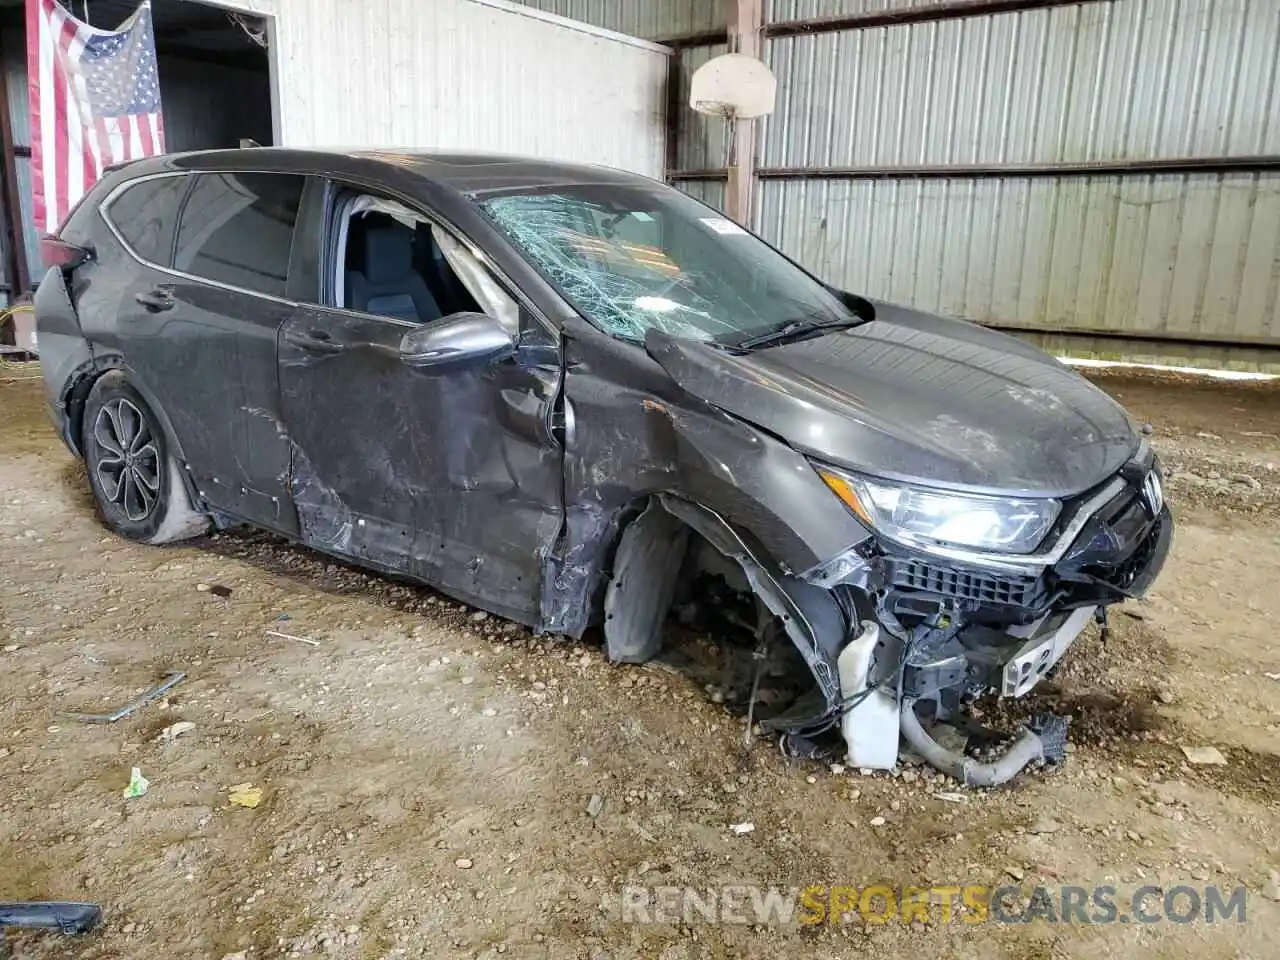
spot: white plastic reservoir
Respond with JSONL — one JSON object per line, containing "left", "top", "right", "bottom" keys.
{"left": 838, "top": 621, "right": 900, "bottom": 770}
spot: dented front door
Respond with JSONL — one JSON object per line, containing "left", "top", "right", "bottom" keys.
{"left": 275, "top": 304, "right": 564, "bottom": 625}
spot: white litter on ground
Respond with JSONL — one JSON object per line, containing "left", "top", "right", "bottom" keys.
{"left": 1058, "top": 357, "right": 1277, "bottom": 382}
{"left": 1181, "top": 745, "right": 1228, "bottom": 766}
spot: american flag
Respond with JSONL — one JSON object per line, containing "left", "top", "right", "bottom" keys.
{"left": 26, "top": 0, "right": 165, "bottom": 235}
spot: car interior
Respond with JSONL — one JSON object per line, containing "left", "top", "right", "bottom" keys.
{"left": 340, "top": 209, "right": 482, "bottom": 324}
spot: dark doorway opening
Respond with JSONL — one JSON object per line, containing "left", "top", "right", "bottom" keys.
{"left": 0, "top": 0, "right": 274, "bottom": 152}
{"left": 146, "top": 0, "right": 275, "bottom": 150}
{"left": 0, "top": 0, "right": 276, "bottom": 303}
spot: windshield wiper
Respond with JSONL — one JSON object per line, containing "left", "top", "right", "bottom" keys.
{"left": 733, "top": 316, "right": 862, "bottom": 351}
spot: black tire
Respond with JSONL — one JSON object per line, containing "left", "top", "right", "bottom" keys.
{"left": 81, "top": 371, "right": 208, "bottom": 544}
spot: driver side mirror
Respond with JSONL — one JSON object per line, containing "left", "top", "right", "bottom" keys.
{"left": 399, "top": 312, "right": 516, "bottom": 373}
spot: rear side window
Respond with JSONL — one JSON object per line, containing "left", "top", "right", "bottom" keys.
{"left": 107, "top": 175, "right": 187, "bottom": 266}
{"left": 174, "top": 172, "right": 304, "bottom": 297}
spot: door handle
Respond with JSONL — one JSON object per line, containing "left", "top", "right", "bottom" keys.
{"left": 135, "top": 287, "right": 175, "bottom": 312}
{"left": 499, "top": 387, "right": 569, "bottom": 447}
{"left": 284, "top": 328, "right": 347, "bottom": 355}
{"left": 498, "top": 388, "right": 548, "bottom": 443}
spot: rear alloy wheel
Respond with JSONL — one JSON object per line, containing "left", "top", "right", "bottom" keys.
{"left": 93, "top": 397, "right": 160, "bottom": 522}
{"left": 82, "top": 372, "right": 209, "bottom": 544}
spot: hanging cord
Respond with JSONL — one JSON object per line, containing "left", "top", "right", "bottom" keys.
{"left": 742, "top": 599, "right": 774, "bottom": 747}
{"left": 227, "top": 12, "right": 268, "bottom": 48}
{"left": 783, "top": 616, "right": 920, "bottom": 740}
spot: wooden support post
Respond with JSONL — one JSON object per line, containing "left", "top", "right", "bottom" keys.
{"left": 724, "top": 0, "right": 762, "bottom": 226}
{"left": 663, "top": 48, "right": 683, "bottom": 182}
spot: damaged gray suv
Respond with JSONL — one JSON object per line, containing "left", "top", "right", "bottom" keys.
{"left": 35, "top": 149, "right": 1172, "bottom": 783}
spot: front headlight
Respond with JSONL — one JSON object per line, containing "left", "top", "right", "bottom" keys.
{"left": 816, "top": 465, "right": 1060, "bottom": 555}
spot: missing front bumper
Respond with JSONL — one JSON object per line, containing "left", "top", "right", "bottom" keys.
{"left": 823, "top": 501, "right": 1171, "bottom": 778}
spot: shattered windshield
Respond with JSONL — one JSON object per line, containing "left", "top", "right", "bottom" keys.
{"left": 477, "top": 183, "right": 855, "bottom": 345}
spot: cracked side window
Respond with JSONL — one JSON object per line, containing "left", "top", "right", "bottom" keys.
{"left": 479, "top": 184, "right": 853, "bottom": 345}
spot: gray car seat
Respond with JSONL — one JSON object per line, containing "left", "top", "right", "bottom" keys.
{"left": 346, "top": 223, "right": 441, "bottom": 323}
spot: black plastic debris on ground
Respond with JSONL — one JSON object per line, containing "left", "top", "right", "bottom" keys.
{"left": 0, "top": 901, "right": 103, "bottom": 945}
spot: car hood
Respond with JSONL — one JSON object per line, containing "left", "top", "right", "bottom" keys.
{"left": 645, "top": 302, "right": 1139, "bottom": 498}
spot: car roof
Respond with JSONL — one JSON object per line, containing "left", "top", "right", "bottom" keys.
{"left": 362, "top": 150, "right": 659, "bottom": 195}
{"left": 119, "top": 147, "right": 659, "bottom": 198}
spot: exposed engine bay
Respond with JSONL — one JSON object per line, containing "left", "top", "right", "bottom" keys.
{"left": 603, "top": 447, "right": 1173, "bottom": 786}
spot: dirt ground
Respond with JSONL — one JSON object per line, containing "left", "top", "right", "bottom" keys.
{"left": 1, "top": 361, "right": 1278, "bottom": 959}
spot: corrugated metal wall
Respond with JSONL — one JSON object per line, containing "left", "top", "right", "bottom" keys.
{"left": 1, "top": 26, "right": 38, "bottom": 298}
{"left": 751, "top": 0, "right": 1280, "bottom": 356}
{"left": 483, "top": 0, "right": 1280, "bottom": 359}
{"left": 505, "top": 0, "right": 724, "bottom": 39}
{"left": 676, "top": 43, "right": 730, "bottom": 172}
{"left": 224, "top": 0, "right": 669, "bottom": 177}
{"left": 762, "top": 1, "right": 1280, "bottom": 167}
{"left": 757, "top": 173, "right": 1280, "bottom": 346}
{"left": 677, "top": 178, "right": 728, "bottom": 212}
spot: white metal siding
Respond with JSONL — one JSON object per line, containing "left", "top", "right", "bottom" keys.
{"left": 218, "top": 0, "right": 669, "bottom": 177}
{"left": 757, "top": 173, "right": 1280, "bottom": 345}
{"left": 504, "top": 0, "right": 724, "bottom": 39}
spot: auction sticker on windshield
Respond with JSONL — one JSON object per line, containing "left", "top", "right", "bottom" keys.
{"left": 698, "top": 217, "right": 747, "bottom": 235}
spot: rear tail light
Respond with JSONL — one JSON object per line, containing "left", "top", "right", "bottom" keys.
{"left": 40, "top": 235, "right": 92, "bottom": 270}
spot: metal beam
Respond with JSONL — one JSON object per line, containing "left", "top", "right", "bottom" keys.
{"left": 668, "top": 156, "right": 1280, "bottom": 181}
{"left": 987, "top": 322, "right": 1280, "bottom": 352}
{"left": 668, "top": 170, "right": 728, "bottom": 181}
{"left": 659, "top": 29, "right": 729, "bottom": 49}
{"left": 765, "top": 0, "right": 1116, "bottom": 39}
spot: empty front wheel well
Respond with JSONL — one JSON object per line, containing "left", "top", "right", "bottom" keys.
{"left": 602, "top": 495, "right": 849, "bottom": 722}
